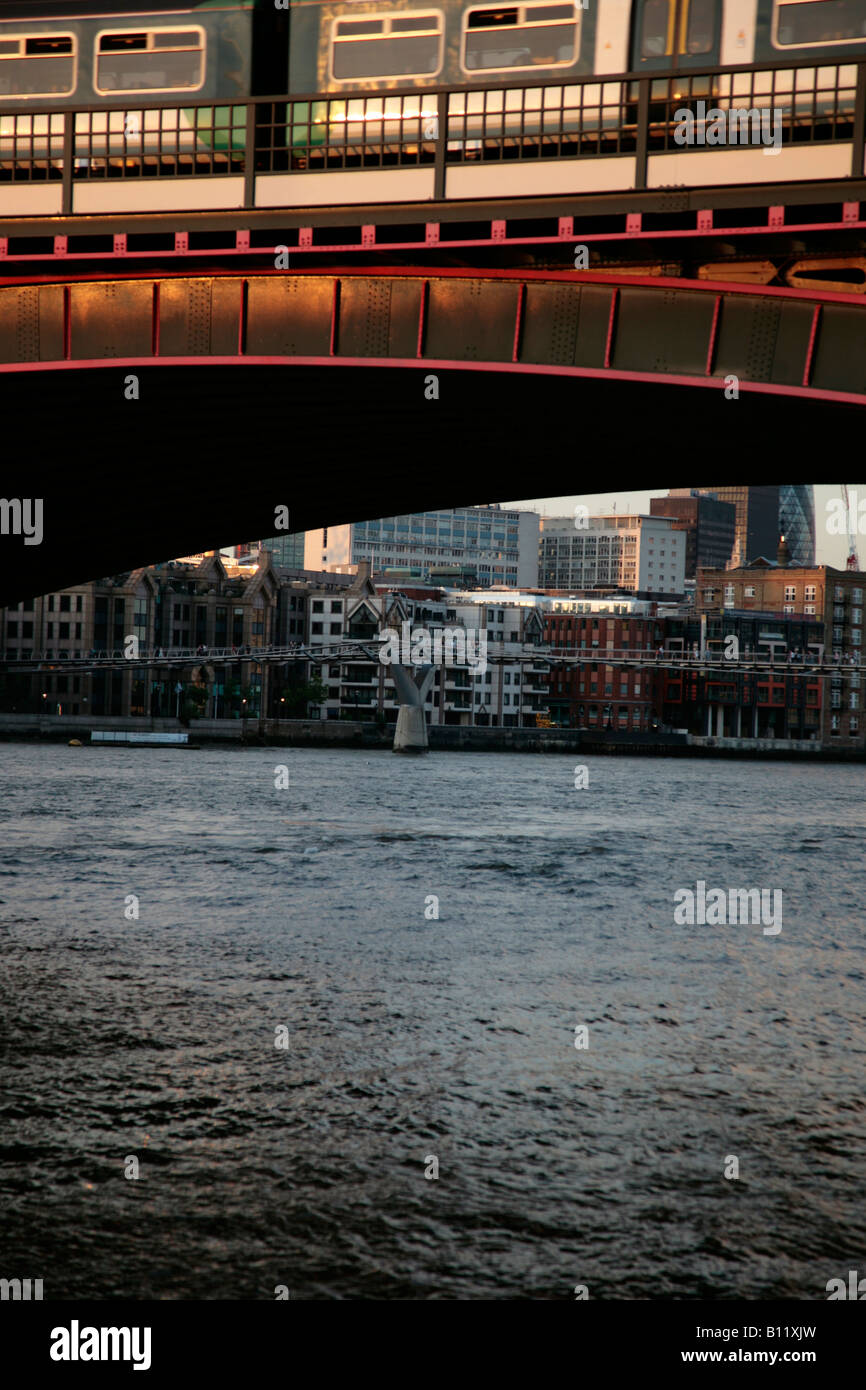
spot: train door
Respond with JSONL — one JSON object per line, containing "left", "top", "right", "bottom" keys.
{"left": 631, "top": 0, "right": 722, "bottom": 71}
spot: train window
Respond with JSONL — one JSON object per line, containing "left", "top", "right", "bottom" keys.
{"left": 774, "top": 0, "right": 866, "bottom": 46}
{"left": 463, "top": 2, "right": 579, "bottom": 71}
{"left": 0, "top": 32, "right": 75, "bottom": 97}
{"left": 153, "top": 32, "right": 200, "bottom": 50}
{"left": 94, "top": 27, "right": 205, "bottom": 93}
{"left": 684, "top": 0, "right": 717, "bottom": 54}
{"left": 331, "top": 12, "right": 442, "bottom": 79}
{"left": 640, "top": 0, "right": 673, "bottom": 58}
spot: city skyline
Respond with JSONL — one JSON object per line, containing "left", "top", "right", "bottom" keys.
{"left": 502, "top": 485, "right": 855, "bottom": 570}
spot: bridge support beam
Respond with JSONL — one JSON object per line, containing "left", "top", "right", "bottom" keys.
{"left": 391, "top": 665, "right": 434, "bottom": 754}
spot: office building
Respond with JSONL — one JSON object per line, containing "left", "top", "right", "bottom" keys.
{"left": 682, "top": 486, "right": 779, "bottom": 568}
{"left": 779, "top": 485, "right": 816, "bottom": 567}
{"left": 539, "top": 514, "right": 685, "bottom": 596}
{"left": 650, "top": 491, "right": 736, "bottom": 576}
{"left": 304, "top": 506, "right": 540, "bottom": 589}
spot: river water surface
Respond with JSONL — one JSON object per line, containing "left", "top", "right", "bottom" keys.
{"left": 1, "top": 744, "right": 864, "bottom": 1299}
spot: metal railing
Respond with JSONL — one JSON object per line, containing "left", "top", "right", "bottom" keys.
{"left": 1, "top": 54, "right": 863, "bottom": 209}
{"left": 2, "top": 642, "right": 862, "bottom": 675}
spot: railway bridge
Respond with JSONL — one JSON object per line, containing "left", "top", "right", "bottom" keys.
{"left": 1, "top": 53, "right": 865, "bottom": 605}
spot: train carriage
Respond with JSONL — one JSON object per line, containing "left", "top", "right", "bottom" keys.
{"left": 282, "top": 1, "right": 866, "bottom": 167}
{"left": 0, "top": 1, "right": 865, "bottom": 182}
{"left": 0, "top": 1, "right": 285, "bottom": 171}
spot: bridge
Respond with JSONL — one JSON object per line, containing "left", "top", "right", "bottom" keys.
{"left": 0, "top": 642, "right": 856, "bottom": 676}
{"left": 1, "top": 53, "right": 864, "bottom": 606}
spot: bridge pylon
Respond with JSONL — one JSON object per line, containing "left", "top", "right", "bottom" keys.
{"left": 390, "top": 665, "right": 435, "bottom": 754}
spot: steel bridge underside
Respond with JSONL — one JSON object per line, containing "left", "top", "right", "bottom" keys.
{"left": 0, "top": 261, "right": 862, "bottom": 608}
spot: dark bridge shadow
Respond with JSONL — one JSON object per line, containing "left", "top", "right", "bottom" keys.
{"left": 0, "top": 362, "right": 838, "bottom": 606}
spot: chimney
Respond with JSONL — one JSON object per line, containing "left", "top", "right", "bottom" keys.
{"left": 776, "top": 533, "right": 791, "bottom": 567}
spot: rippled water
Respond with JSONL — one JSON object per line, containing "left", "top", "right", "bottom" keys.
{"left": 1, "top": 743, "right": 864, "bottom": 1299}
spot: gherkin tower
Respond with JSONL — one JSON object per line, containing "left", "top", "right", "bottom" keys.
{"left": 779, "top": 485, "right": 815, "bottom": 567}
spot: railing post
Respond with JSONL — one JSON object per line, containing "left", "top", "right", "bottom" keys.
{"left": 244, "top": 101, "right": 257, "bottom": 210}
{"left": 634, "top": 78, "right": 649, "bottom": 191}
{"left": 852, "top": 61, "right": 866, "bottom": 179}
{"left": 433, "top": 90, "right": 448, "bottom": 202}
{"left": 61, "top": 110, "right": 74, "bottom": 216}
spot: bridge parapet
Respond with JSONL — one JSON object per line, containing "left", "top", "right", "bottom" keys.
{"left": 1, "top": 55, "right": 864, "bottom": 219}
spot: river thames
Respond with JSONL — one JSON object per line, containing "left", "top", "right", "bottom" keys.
{"left": 1, "top": 743, "right": 864, "bottom": 1299}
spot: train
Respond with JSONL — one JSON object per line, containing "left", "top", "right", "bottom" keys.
{"left": 1, "top": 2, "right": 864, "bottom": 167}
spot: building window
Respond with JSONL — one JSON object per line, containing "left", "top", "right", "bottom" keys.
{"left": 784, "top": 585, "right": 796, "bottom": 601}
{"left": 804, "top": 585, "right": 816, "bottom": 601}
{"left": 744, "top": 586, "right": 755, "bottom": 598}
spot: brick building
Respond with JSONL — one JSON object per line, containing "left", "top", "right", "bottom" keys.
{"left": 544, "top": 601, "right": 664, "bottom": 729}
{"left": 695, "top": 553, "right": 865, "bottom": 746}
{"left": 0, "top": 553, "right": 279, "bottom": 719}
{"left": 659, "top": 610, "right": 824, "bottom": 741}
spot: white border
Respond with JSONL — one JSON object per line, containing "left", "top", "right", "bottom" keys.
{"left": 0, "top": 31, "right": 77, "bottom": 100}
{"left": 329, "top": 11, "right": 444, "bottom": 84}
{"left": 93, "top": 24, "right": 206, "bottom": 96}
{"left": 460, "top": 2, "right": 581, "bottom": 78}
{"left": 772, "top": 0, "right": 866, "bottom": 49}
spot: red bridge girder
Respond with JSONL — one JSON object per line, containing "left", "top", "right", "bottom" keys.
{"left": 0, "top": 268, "right": 864, "bottom": 401}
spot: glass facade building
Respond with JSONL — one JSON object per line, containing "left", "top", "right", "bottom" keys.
{"left": 779, "top": 485, "right": 816, "bottom": 567}
{"left": 259, "top": 533, "right": 305, "bottom": 569}
{"left": 688, "top": 487, "right": 779, "bottom": 568}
